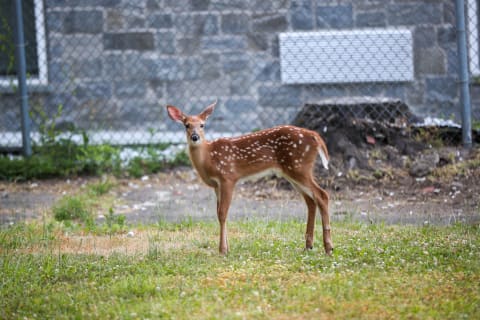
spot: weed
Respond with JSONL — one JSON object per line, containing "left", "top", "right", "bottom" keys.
{"left": 473, "top": 120, "right": 480, "bottom": 131}
{"left": 52, "top": 195, "right": 92, "bottom": 225}
{"left": 105, "top": 207, "right": 126, "bottom": 236}
{"left": 172, "top": 149, "right": 190, "bottom": 166}
{"left": 370, "top": 148, "right": 386, "bottom": 160}
{"left": 87, "top": 178, "right": 115, "bottom": 197}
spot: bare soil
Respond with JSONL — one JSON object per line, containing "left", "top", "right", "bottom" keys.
{"left": 1, "top": 147, "right": 479, "bottom": 227}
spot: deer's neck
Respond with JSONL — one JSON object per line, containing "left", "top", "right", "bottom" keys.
{"left": 188, "top": 143, "right": 216, "bottom": 187}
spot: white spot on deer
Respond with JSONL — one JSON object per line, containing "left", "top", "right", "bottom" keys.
{"left": 289, "top": 152, "right": 293, "bottom": 156}
{"left": 305, "top": 145, "right": 311, "bottom": 152}
{"left": 293, "top": 144, "right": 297, "bottom": 148}
{"left": 299, "top": 133, "right": 304, "bottom": 138}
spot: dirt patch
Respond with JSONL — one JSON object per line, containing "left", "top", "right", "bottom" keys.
{"left": 1, "top": 152, "right": 479, "bottom": 228}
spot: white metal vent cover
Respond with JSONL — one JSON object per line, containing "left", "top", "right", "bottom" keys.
{"left": 279, "top": 29, "right": 414, "bottom": 84}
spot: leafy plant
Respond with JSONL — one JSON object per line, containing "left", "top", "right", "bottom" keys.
{"left": 87, "top": 178, "right": 115, "bottom": 197}
{"left": 104, "top": 207, "right": 126, "bottom": 236}
{"left": 52, "top": 195, "right": 92, "bottom": 225}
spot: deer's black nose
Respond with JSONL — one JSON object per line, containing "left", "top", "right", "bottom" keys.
{"left": 191, "top": 133, "right": 200, "bottom": 142}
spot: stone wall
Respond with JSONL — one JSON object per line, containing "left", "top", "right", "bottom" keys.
{"left": 2, "top": 0, "right": 476, "bottom": 138}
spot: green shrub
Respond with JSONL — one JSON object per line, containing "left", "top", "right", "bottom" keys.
{"left": 52, "top": 195, "right": 91, "bottom": 224}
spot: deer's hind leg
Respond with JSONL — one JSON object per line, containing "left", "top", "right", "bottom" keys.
{"left": 284, "top": 170, "right": 333, "bottom": 255}
{"left": 309, "top": 180, "right": 333, "bottom": 255}
{"left": 301, "top": 193, "right": 317, "bottom": 250}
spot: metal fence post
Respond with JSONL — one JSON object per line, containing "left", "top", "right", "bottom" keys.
{"left": 455, "top": 0, "right": 473, "bottom": 148}
{"left": 13, "top": 0, "right": 32, "bottom": 156}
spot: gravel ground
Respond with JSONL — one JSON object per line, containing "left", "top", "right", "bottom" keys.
{"left": 1, "top": 167, "right": 479, "bottom": 227}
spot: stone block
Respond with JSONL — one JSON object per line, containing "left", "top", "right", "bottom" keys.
{"left": 164, "top": 0, "right": 191, "bottom": 11}
{"left": 64, "top": 10, "right": 103, "bottom": 34}
{"left": 290, "top": 0, "right": 314, "bottom": 30}
{"left": 52, "top": 35, "right": 102, "bottom": 60}
{"left": 426, "top": 76, "right": 458, "bottom": 104}
{"left": 72, "top": 58, "right": 103, "bottom": 79}
{"left": 155, "top": 32, "right": 176, "bottom": 54}
{"left": 146, "top": 0, "right": 161, "bottom": 10}
{"left": 201, "top": 37, "right": 246, "bottom": 51}
{"left": 123, "top": 55, "right": 167, "bottom": 80}
{"left": 177, "top": 37, "right": 201, "bottom": 55}
{"left": 258, "top": 85, "right": 302, "bottom": 108}
{"left": 316, "top": 5, "right": 353, "bottom": 29}
{"left": 443, "top": 1, "right": 455, "bottom": 25}
{"left": 211, "top": 0, "right": 249, "bottom": 10}
{"left": 192, "top": 0, "right": 210, "bottom": 11}
{"left": 415, "top": 48, "right": 446, "bottom": 76}
{"left": 469, "top": 84, "right": 480, "bottom": 103}
{"left": 247, "top": 32, "right": 269, "bottom": 51}
{"left": 182, "top": 58, "right": 203, "bottom": 81}
{"left": 156, "top": 58, "right": 183, "bottom": 81}
{"left": 45, "top": 11, "right": 64, "bottom": 33}
{"left": 229, "top": 72, "right": 253, "bottom": 95}
{"left": 149, "top": 80, "right": 165, "bottom": 98}
{"left": 174, "top": 14, "right": 218, "bottom": 36}
{"left": 387, "top": 3, "right": 441, "bottom": 26}
{"left": 104, "top": 32, "right": 155, "bottom": 51}
{"left": 75, "top": 81, "right": 113, "bottom": 100}
{"left": 303, "top": 85, "right": 346, "bottom": 101}
{"left": 114, "top": 81, "right": 147, "bottom": 98}
{"left": 225, "top": 99, "right": 257, "bottom": 112}
{"left": 167, "top": 79, "right": 229, "bottom": 101}
{"left": 183, "top": 55, "right": 221, "bottom": 80}
{"left": 104, "top": 54, "right": 124, "bottom": 78}
{"left": 221, "top": 14, "right": 250, "bottom": 34}
{"left": 445, "top": 46, "right": 459, "bottom": 75}
{"left": 106, "top": 10, "right": 124, "bottom": 31}
{"left": 253, "top": 59, "right": 280, "bottom": 81}
{"left": 49, "top": 62, "right": 71, "bottom": 85}
{"left": 252, "top": 15, "right": 288, "bottom": 33}
{"left": 222, "top": 53, "right": 250, "bottom": 72}
{"left": 437, "top": 26, "right": 456, "bottom": 48}
{"left": 414, "top": 26, "right": 436, "bottom": 49}
{"left": 148, "top": 14, "right": 173, "bottom": 29}
{"left": 250, "top": 0, "right": 289, "bottom": 13}
{"left": 355, "top": 0, "right": 385, "bottom": 11}
{"left": 356, "top": 11, "right": 386, "bottom": 28}
{"left": 125, "top": 8, "right": 146, "bottom": 29}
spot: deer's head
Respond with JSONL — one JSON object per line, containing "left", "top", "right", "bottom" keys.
{"left": 166, "top": 101, "right": 216, "bottom": 146}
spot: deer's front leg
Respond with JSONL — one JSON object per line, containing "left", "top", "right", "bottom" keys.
{"left": 216, "top": 181, "right": 234, "bottom": 255}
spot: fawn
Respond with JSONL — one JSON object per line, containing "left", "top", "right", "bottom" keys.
{"left": 166, "top": 101, "right": 333, "bottom": 255}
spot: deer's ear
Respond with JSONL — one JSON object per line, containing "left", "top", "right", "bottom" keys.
{"left": 199, "top": 100, "right": 216, "bottom": 121}
{"left": 166, "top": 105, "right": 185, "bottom": 124}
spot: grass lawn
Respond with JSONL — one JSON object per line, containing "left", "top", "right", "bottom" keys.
{"left": 1, "top": 219, "right": 479, "bottom": 319}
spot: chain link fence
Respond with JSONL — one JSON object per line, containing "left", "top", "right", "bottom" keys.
{"left": 0, "top": 0, "right": 478, "bottom": 152}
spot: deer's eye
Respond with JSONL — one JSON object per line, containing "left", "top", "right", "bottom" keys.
{"left": 200, "top": 124, "right": 205, "bottom": 128}
{"left": 185, "top": 123, "right": 191, "bottom": 129}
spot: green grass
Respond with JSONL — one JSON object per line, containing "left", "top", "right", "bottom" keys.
{"left": 1, "top": 220, "right": 479, "bottom": 319}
